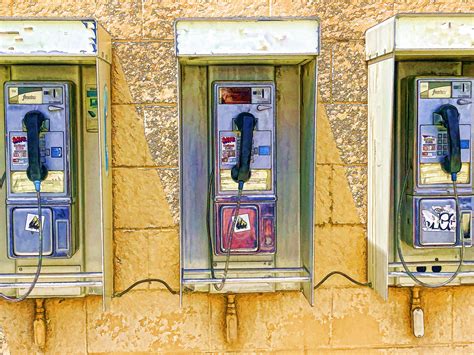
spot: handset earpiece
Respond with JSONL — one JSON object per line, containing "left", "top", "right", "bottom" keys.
{"left": 23, "top": 111, "right": 48, "bottom": 186}
{"left": 434, "top": 104, "right": 461, "bottom": 180}
{"left": 231, "top": 112, "right": 257, "bottom": 184}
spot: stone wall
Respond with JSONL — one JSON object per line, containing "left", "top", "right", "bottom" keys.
{"left": 0, "top": 1, "right": 473, "bottom": 353}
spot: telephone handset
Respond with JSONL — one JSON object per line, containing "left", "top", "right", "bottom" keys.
{"left": 231, "top": 112, "right": 257, "bottom": 185}
{"left": 435, "top": 104, "right": 461, "bottom": 178}
{"left": 23, "top": 111, "right": 48, "bottom": 188}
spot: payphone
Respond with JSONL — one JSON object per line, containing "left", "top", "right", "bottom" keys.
{"left": 0, "top": 19, "right": 113, "bottom": 303}
{"left": 210, "top": 82, "right": 277, "bottom": 288}
{"left": 212, "top": 82, "right": 276, "bottom": 256}
{"left": 177, "top": 18, "right": 318, "bottom": 304}
{"left": 5, "top": 82, "right": 76, "bottom": 259}
{"left": 396, "top": 76, "right": 474, "bottom": 286}
{"left": 1, "top": 81, "right": 76, "bottom": 301}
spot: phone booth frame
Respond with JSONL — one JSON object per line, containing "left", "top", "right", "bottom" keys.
{"left": 176, "top": 18, "right": 320, "bottom": 305}
{"left": 366, "top": 13, "right": 474, "bottom": 299}
{"left": 0, "top": 18, "right": 113, "bottom": 309}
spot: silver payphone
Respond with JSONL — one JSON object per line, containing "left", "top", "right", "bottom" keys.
{"left": 397, "top": 77, "right": 474, "bottom": 285}
{"left": 178, "top": 18, "right": 319, "bottom": 304}
{"left": 212, "top": 82, "right": 276, "bottom": 257}
{"left": 5, "top": 82, "right": 76, "bottom": 259}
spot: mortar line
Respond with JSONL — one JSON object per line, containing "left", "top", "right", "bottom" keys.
{"left": 329, "top": 41, "right": 333, "bottom": 103}
{"left": 321, "top": 101, "right": 368, "bottom": 105}
{"left": 328, "top": 164, "right": 334, "bottom": 224}
{"left": 315, "top": 222, "right": 367, "bottom": 227}
{"left": 316, "top": 162, "right": 367, "bottom": 167}
{"left": 115, "top": 227, "right": 179, "bottom": 232}
{"left": 113, "top": 39, "right": 174, "bottom": 44}
{"left": 111, "top": 102, "right": 177, "bottom": 107}
{"left": 112, "top": 165, "right": 178, "bottom": 169}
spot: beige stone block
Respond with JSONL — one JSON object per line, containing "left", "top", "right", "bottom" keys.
{"left": 114, "top": 230, "right": 149, "bottom": 292}
{"left": 0, "top": 299, "right": 36, "bottom": 353}
{"left": 453, "top": 286, "right": 474, "bottom": 342}
{"left": 148, "top": 229, "right": 180, "bottom": 290}
{"left": 332, "top": 41, "right": 367, "bottom": 103}
{"left": 270, "top": 0, "right": 394, "bottom": 40}
{"left": 325, "top": 104, "right": 368, "bottom": 165}
{"left": 416, "top": 288, "right": 453, "bottom": 345}
{"left": 314, "top": 225, "right": 366, "bottom": 287}
{"left": 86, "top": 292, "right": 210, "bottom": 352}
{"left": 157, "top": 168, "right": 179, "bottom": 225}
{"left": 45, "top": 298, "right": 87, "bottom": 353}
{"left": 210, "top": 291, "right": 331, "bottom": 351}
{"left": 331, "top": 288, "right": 412, "bottom": 347}
{"left": 0, "top": 0, "right": 10, "bottom": 16}
{"left": 394, "top": 0, "right": 473, "bottom": 12}
{"left": 208, "top": 294, "right": 226, "bottom": 351}
{"left": 316, "top": 99, "right": 344, "bottom": 165}
{"left": 112, "top": 105, "right": 156, "bottom": 167}
{"left": 112, "top": 51, "right": 134, "bottom": 105}
{"left": 331, "top": 165, "right": 361, "bottom": 224}
{"left": 143, "top": 105, "right": 179, "bottom": 167}
{"left": 96, "top": 0, "right": 142, "bottom": 39}
{"left": 453, "top": 344, "right": 474, "bottom": 354}
{"left": 346, "top": 165, "right": 367, "bottom": 224}
{"left": 114, "top": 42, "right": 177, "bottom": 104}
{"left": 315, "top": 164, "right": 332, "bottom": 225}
{"left": 11, "top": 0, "right": 95, "bottom": 16}
{"left": 142, "top": 0, "right": 270, "bottom": 40}
{"left": 113, "top": 168, "right": 174, "bottom": 228}
{"left": 317, "top": 42, "right": 333, "bottom": 103}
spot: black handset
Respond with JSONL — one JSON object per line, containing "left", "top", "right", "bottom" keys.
{"left": 23, "top": 111, "right": 48, "bottom": 184}
{"left": 436, "top": 104, "right": 462, "bottom": 177}
{"left": 231, "top": 112, "right": 257, "bottom": 184}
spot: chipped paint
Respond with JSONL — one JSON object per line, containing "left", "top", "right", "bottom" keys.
{"left": 176, "top": 19, "right": 320, "bottom": 56}
{"left": 0, "top": 20, "right": 97, "bottom": 55}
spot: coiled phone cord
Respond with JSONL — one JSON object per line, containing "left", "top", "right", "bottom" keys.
{"left": 0, "top": 187, "right": 44, "bottom": 302}
{"left": 395, "top": 169, "right": 465, "bottom": 288}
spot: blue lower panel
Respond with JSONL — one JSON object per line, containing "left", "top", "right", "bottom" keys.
{"left": 7, "top": 205, "right": 73, "bottom": 258}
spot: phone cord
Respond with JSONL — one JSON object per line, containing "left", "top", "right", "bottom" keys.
{"left": 213, "top": 184, "right": 243, "bottom": 291}
{"left": 0, "top": 171, "right": 6, "bottom": 189}
{"left": 0, "top": 189, "right": 44, "bottom": 302}
{"left": 396, "top": 170, "right": 464, "bottom": 288}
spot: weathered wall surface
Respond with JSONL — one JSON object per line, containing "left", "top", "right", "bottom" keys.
{"left": 1, "top": 1, "right": 474, "bottom": 353}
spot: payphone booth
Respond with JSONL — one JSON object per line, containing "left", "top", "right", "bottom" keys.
{"left": 0, "top": 19, "right": 113, "bottom": 306}
{"left": 176, "top": 18, "right": 319, "bottom": 305}
{"left": 366, "top": 14, "right": 474, "bottom": 299}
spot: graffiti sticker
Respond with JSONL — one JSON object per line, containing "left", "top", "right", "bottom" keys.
{"left": 421, "top": 204, "right": 456, "bottom": 232}
{"left": 25, "top": 213, "right": 45, "bottom": 233}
